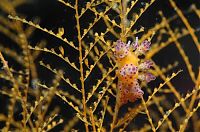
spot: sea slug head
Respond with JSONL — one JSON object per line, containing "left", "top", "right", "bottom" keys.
{"left": 114, "top": 40, "right": 130, "bottom": 59}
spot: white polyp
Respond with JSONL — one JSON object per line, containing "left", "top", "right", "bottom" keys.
{"left": 127, "top": 40, "right": 131, "bottom": 47}
{"left": 136, "top": 37, "right": 138, "bottom": 44}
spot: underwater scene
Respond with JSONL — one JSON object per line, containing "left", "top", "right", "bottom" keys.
{"left": 0, "top": 0, "right": 199, "bottom": 131}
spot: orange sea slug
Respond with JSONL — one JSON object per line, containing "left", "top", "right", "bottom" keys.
{"left": 114, "top": 38, "right": 156, "bottom": 105}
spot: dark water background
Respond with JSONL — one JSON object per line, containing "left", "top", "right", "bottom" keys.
{"left": 0, "top": 0, "right": 199, "bottom": 131}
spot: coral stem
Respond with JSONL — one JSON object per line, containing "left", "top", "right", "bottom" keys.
{"left": 75, "top": 0, "right": 88, "bottom": 131}
{"left": 110, "top": 92, "right": 120, "bottom": 132}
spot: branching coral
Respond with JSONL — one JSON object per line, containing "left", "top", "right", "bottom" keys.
{"left": 0, "top": 0, "right": 199, "bottom": 131}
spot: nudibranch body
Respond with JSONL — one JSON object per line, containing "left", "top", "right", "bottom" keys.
{"left": 114, "top": 38, "right": 155, "bottom": 105}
